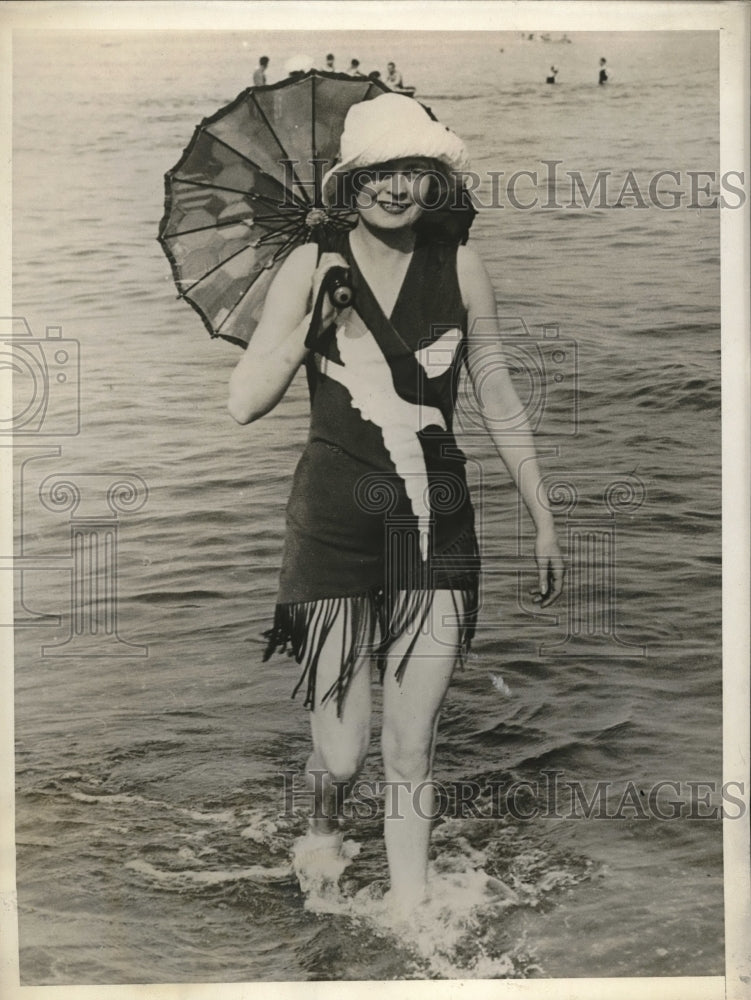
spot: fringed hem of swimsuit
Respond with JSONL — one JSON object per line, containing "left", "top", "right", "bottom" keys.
{"left": 263, "top": 229, "right": 481, "bottom": 715}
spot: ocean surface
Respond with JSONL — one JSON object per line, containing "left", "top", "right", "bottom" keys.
{"left": 11, "top": 29, "right": 724, "bottom": 983}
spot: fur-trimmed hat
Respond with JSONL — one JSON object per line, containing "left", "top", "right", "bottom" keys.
{"left": 321, "top": 93, "right": 469, "bottom": 205}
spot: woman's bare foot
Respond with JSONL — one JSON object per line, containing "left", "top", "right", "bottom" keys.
{"left": 382, "top": 885, "right": 428, "bottom": 924}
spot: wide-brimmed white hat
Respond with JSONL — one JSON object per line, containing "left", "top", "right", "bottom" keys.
{"left": 321, "top": 93, "right": 469, "bottom": 205}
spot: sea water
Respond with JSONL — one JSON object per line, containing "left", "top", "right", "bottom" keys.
{"left": 11, "top": 28, "right": 723, "bottom": 982}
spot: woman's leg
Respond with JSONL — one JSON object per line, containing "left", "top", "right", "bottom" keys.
{"left": 305, "top": 606, "right": 374, "bottom": 835}
{"left": 380, "top": 590, "right": 459, "bottom": 910}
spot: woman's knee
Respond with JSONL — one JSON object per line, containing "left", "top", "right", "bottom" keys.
{"left": 308, "top": 662, "right": 371, "bottom": 783}
{"left": 381, "top": 725, "right": 433, "bottom": 782}
{"left": 311, "top": 735, "right": 369, "bottom": 783}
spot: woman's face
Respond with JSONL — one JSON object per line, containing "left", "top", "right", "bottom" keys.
{"left": 352, "top": 157, "right": 437, "bottom": 231}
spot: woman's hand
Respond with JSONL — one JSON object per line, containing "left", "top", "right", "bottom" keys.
{"left": 530, "top": 524, "right": 565, "bottom": 608}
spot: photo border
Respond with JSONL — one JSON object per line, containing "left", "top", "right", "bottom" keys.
{"left": 1, "top": 2, "right": 748, "bottom": 999}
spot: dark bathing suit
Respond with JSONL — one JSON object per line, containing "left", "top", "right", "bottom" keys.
{"left": 263, "top": 230, "right": 480, "bottom": 714}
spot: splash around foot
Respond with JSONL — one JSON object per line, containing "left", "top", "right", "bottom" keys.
{"left": 291, "top": 828, "right": 361, "bottom": 903}
{"left": 289, "top": 818, "right": 526, "bottom": 977}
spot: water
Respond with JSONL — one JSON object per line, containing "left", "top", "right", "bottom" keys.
{"left": 11, "top": 29, "right": 723, "bottom": 983}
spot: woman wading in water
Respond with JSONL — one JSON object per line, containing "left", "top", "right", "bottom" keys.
{"left": 228, "top": 93, "right": 564, "bottom": 915}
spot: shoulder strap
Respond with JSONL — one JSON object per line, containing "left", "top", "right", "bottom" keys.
{"left": 304, "top": 273, "right": 331, "bottom": 351}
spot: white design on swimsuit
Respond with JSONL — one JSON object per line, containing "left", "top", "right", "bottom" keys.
{"left": 316, "top": 311, "right": 449, "bottom": 559}
{"left": 414, "top": 327, "right": 463, "bottom": 378}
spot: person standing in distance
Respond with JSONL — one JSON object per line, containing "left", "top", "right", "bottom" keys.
{"left": 598, "top": 57, "right": 608, "bottom": 85}
{"left": 254, "top": 55, "right": 269, "bottom": 87}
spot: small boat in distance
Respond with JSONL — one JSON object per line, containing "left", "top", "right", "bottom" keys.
{"left": 381, "top": 62, "right": 417, "bottom": 97}
{"left": 368, "top": 70, "right": 416, "bottom": 97}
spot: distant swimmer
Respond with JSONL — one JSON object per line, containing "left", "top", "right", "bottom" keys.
{"left": 253, "top": 55, "right": 269, "bottom": 87}
{"left": 386, "top": 61, "right": 404, "bottom": 88}
{"left": 347, "top": 59, "right": 366, "bottom": 78}
{"left": 599, "top": 57, "right": 609, "bottom": 85}
{"left": 324, "top": 52, "right": 336, "bottom": 72}
{"left": 546, "top": 65, "right": 559, "bottom": 84}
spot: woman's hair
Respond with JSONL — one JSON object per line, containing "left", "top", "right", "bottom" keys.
{"left": 412, "top": 161, "right": 477, "bottom": 245}
{"left": 333, "top": 158, "right": 477, "bottom": 245}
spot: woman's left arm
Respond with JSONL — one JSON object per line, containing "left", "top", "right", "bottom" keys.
{"left": 457, "top": 244, "right": 564, "bottom": 607}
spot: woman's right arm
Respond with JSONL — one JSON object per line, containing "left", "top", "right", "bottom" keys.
{"left": 228, "top": 243, "right": 319, "bottom": 424}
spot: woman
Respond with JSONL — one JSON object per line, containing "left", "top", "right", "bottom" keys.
{"left": 228, "top": 94, "right": 564, "bottom": 915}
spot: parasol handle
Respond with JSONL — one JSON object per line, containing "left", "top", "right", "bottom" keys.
{"left": 304, "top": 266, "right": 354, "bottom": 351}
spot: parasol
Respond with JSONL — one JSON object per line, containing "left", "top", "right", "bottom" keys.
{"left": 158, "top": 70, "right": 390, "bottom": 348}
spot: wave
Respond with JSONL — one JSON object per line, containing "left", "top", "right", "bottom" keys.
{"left": 604, "top": 363, "right": 720, "bottom": 412}
{"left": 125, "top": 857, "right": 294, "bottom": 889}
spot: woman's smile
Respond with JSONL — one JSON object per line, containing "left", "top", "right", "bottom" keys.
{"left": 376, "top": 199, "right": 410, "bottom": 214}
{"left": 353, "top": 157, "right": 437, "bottom": 229}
